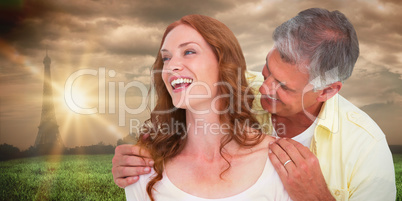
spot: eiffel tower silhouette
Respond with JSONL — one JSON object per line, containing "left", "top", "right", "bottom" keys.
{"left": 34, "top": 49, "right": 64, "bottom": 154}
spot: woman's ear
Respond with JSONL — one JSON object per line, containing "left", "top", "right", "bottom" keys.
{"left": 316, "top": 81, "right": 342, "bottom": 102}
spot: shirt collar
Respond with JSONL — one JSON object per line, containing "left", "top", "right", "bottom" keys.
{"left": 316, "top": 93, "right": 340, "bottom": 135}
{"left": 309, "top": 94, "right": 340, "bottom": 154}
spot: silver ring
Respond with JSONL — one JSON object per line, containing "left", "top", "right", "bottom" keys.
{"left": 283, "top": 159, "right": 292, "bottom": 166}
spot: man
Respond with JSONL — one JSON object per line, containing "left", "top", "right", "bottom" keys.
{"left": 112, "top": 8, "right": 396, "bottom": 200}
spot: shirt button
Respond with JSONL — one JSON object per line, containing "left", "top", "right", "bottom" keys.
{"left": 335, "top": 190, "right": 341, "bottom": 196}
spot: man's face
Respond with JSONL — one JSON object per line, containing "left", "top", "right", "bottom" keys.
{"left": 259, "top": 48, "right": 321, "bottom": 117}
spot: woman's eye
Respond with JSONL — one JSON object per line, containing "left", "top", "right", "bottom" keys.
{"left": 162, "top": 57, "right": 170, "bottom": 62}
{"left": 184, "top": 50, "right": 195, "bottom": 55}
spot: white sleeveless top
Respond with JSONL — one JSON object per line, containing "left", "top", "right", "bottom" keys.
{"left": 125, "top": 158, "right": 291, "bottom": 201}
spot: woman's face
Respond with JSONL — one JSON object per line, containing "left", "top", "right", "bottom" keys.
{"left": 161, "top": 24, "right": 219, "bottom": 113}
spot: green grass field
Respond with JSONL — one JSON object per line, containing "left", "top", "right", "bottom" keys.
{"left": 0, "top": 154, "right": 124, "bottom": 200}
{"left": 394, "top": 154, "right": 402, "bottom": 201}
{"left": 0, "top": 154, "right": 401, "bottom": 200}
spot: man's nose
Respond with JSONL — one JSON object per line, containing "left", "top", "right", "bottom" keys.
{"left": 259, "top": 76, "right": 280, "bottom": 95}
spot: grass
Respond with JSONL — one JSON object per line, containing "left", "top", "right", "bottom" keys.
{"left": 0, "top": 154, "right": 124, "bottom": 201}
{"left": 394, "top": 154, "right": 402, "bottom": 201}
{"left": 0, "top": 154, "right": 401, "bottom": 200}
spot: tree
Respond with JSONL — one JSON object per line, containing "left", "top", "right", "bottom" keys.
{"left": 117, "top": 133, "right": 138, "bottom": 145}
{"left": 0, "top": 143, "right": 21, "bottom": 161}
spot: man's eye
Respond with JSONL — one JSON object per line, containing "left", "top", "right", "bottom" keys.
{"left": 184, "top": 50, "right": 195, "bottom": 55}
{"left": 280, "top": 83, "right": 288, "bottom": 90}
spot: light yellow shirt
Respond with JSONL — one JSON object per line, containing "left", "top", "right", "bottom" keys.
{"left": 246, "top": 70, "right": 272, "bottom": 133}
{"left": 246, "top": 70, "right": 396, "bottom": 201}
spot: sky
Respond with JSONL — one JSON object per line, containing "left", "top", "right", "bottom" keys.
{"left": 0, "top": 0, "right": 401, "bottom": 150}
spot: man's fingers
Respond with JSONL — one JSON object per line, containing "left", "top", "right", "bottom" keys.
{"left": 115, "top": 144, "right": 152, "bottom": 158}
{"left": 112, "top": 152, "right": 154, "bottom": 167}
{"left": 286, "top": 138, "right": 315, "bottom": 159}
{"left": 142, "top": 133, "right": 150, "bottom": 140}
{"left": 113, "top": 166, "right": 152, "bottom": 180}
{"left": 269, "top": 142, "right": 296, "bottom": 173}
{"left": 269, "top": 141, "right": 291, "bottom": 160}
{"left": 121, "top": 155, "right": 154, "bottom": 167}
{"left": 115, "top": 144, "right": 137, "bottom": 155}
{"left": 268, "top": 148, "right": 289, "bottom": 178}
{"left": 275, "top": 138, "right": 305, "bottom": 165}
{"left": 113, "top": 144, "right": 153, "bottom": 167}
{"left": 112, "top": 144, "right": 154, "bottom": 188}
{"left": 115, "top": 176, "right": 139, "bottom": 188}
{"left": 131, "top": 145, "right": 152, "bottom": 158}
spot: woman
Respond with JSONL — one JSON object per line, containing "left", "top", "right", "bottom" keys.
{"left": 125, "top": 14, "right": 290, "bottom": 201}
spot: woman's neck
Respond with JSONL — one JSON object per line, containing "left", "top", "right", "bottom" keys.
{"left": 181, "top": 110, "right": 237, "bottom": 162}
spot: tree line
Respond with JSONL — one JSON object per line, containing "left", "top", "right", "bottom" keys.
{"left": 0, "top": 133, "right": 138, "bottom": 161}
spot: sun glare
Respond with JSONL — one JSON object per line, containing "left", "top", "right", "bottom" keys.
{"left": 46, "top": 67, "right": 125, "bottom": 147}
{"left": 6, "top": 34, "right": 128, "bottom": 148}
{"left": 68, "top": 88, "right": 91, "bottom": 111}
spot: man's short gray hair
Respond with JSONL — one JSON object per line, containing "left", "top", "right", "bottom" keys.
{"left": 273, "top": 8, "right": 359, "bottom": 89}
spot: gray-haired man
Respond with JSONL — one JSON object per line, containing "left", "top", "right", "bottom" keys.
{"left": 112, "top": 8, "right": 396, "bottom": 200}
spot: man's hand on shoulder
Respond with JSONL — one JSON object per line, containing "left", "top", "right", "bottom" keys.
{"left": 112, "top": 144, "right": 154, "bottom": 188}
{"left": 268, "top": 138, "right": 335, "bottom": 201}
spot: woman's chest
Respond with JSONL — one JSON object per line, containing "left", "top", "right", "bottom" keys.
{"left": 164, "top": 157, "right": 266, "bottom": 198}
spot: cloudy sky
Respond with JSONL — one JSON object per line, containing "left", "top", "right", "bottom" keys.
{"left": 0, "top": 0, "right": 401, "bottom": 150}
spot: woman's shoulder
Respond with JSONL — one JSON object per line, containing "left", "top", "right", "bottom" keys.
{"left": 125, "top": 170, "right": 156, "bottom": 201}
{"left": 243, "top": 126, "right": 275, "bottom": 149}
{"left": 260, "top": 133, "right": 276, "bottom": 145}
{"left": 251, "top": 134, "right": 275, "bottom": 155}
{"left": 234, "top": 132, "right": 275, "bottom": 163}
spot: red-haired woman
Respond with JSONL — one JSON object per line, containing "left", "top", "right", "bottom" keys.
{"left": 125, "top": 14, "right": 290, "bottom": 201}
